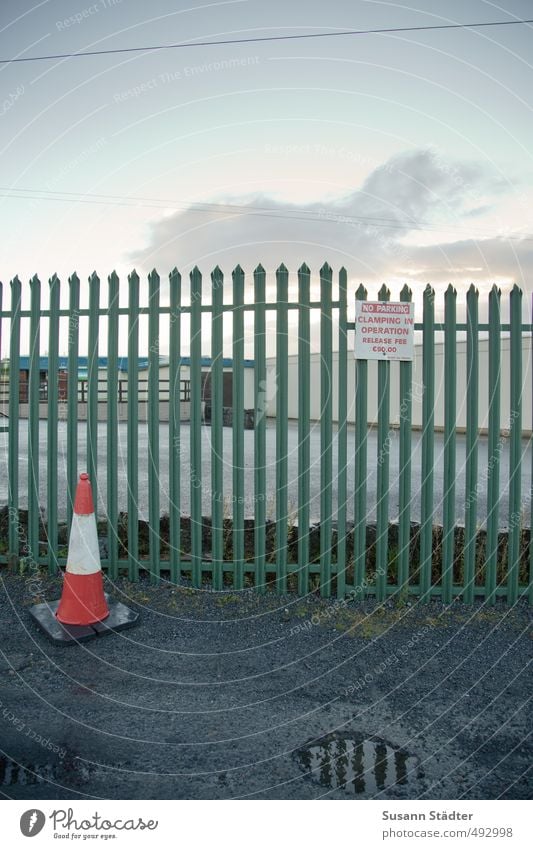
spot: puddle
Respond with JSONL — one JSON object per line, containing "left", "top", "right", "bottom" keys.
{"left": 0, "top": 756, "right": 102, "bottom": 787}
{"left": 295, "top": 732, "right": 420, "bottom": 795}
{"left": 0, "top": 759, "right": 58, "bottom": 786}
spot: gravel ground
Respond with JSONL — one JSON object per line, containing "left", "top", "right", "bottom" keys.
{"left": 0, "top": 570, "right": 531, "bottom": 801}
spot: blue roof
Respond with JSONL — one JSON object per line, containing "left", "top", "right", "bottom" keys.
{"left": 180, "top": 357, "right": 255, "bottom": 369}
{"left": 13, "top": 356, "right": 254, "bottom": 371}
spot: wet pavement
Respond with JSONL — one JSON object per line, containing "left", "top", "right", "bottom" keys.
{"left": 0, "top": 420, "right": 531, "bottom": 527}
{"left": 0, "top": 571, "right": 531, "bottom": 800}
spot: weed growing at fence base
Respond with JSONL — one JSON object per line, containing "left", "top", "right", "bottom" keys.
{"left": 0, "top": 507, "right": 528, "bottom": 600}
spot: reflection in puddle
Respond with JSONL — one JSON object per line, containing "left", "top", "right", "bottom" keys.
{"left": 0, "top": 758, "right": 58, "bottom": 786}
{"left": 0, "top": 756, "right": 98, "bottom": 786}
{"left": 295, "top": 733, "right": 419, "bottom": 795}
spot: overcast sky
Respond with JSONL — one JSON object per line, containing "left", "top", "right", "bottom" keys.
{"left": 1, "top": 0, "right": 532, "bottom": 353}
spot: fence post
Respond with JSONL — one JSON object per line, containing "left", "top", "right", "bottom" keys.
{"left": 420, "top": 284, "right": 435, "bottom": 602}
{"left": 67, "top": 274, "right": 80, "bottom": 529}
{"left": 190, "top": 266, "right": 203, "bottom": 588}
{"left": 530, "top": 292, "right": 533, "bottom": 607}
{"left": 354, "top": 284, "right": 368, "bottom": 600}
{"left": 337, "top": 267, "right": 348, "bottom": 599}
{"left": 254, "top": 264, "right": 267, "bottom": 593}
{"left": 485, "top": 286, "right": 501, "bottom": 604}
{"left": 211, "top": 266, "right": 224, "bottom": 590}
{"left": 275, "top": 263, "right": 289, "bottom": 593}
{"left": 28, "top": 276, "right": 41, "bottom": 572}
{"left": 232, "top": 265, "right": 245, "bottom": 590}
{"left": 442, "top": 284, "right": 457, "bottom": 604}
{"left": 87, "top": 272, "right": 100, "bottom": 501}
{"left": 508, "top": 284, "right": 522, "bottom": 604}
{"left": 464, "top": 284, "right": 479, "bottom": 603}
{"left": 169, "top": 268, "right": 182, "bottom": 586}
{"left": 375, "top": 284, "right": 391, "bottom": 602}
{"left": 107, "top": 271, "right": 119, "bottom": 580}
{"left": 127, "top": 270, "right": 140, "bottom": 581}
{"left": 47, "top": 274, "right": 60, "bottom": 576}
{"left": 320, "top": 262, "right": 333, "bottom": 598}
{"left": 7, "top": 277, "right": 21, "bottom": 569}
{"left": 297, "top": 263, "right": 311, "bottom": 597}
{"left": 398, "top": 284, "right": 412, "bottom": 599}
{"left": 148, "top": 269, "right": 161, "bottom": 585}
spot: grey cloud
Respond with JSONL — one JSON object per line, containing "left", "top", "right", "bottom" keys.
{"left": 404, "top": 237, "right": 533, "bottom": 285}
{"left": 131, "top": 148, "right": 527, "bottom": 286}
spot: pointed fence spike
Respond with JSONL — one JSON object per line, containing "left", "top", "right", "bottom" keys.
{"left": 378, "top": 283, "right": 390, "bottom": 300}
{"left": 254, "top": 263, "right": 265, "bottom": 275}
{"left": 355, "top": 283, "right": 367, "bottom": 299}
{"left": 277, "top": 262, "right": 288, "bottom": 274}
{"left": 211, "top": 267, "right": 223, "bottom": 296}
{"left": 320, "top": 261, "right": 332, "bottom": 275}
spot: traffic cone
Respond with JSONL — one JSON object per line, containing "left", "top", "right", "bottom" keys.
{"left": 56, "top": 473, "right": 109, "bottom": 626}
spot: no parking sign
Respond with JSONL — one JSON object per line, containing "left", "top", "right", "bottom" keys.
{"left": 354, "top": 300, "right": 415, "bottom": 361}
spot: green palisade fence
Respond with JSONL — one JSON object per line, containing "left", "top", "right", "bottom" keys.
{"left": 0, "top": 266, "right": 530, "bottom": 605}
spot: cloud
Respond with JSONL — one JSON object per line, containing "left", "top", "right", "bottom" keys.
{"left": 131, "top": 148, "right": 531, "bottom": 291}
{"left": 348, "top": 148, "right": 501, "bottom": 223}
{"left": 403, "top": 237, "right": 533, "bottom": 285}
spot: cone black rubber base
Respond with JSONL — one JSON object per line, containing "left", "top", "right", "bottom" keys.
{"left": 28, "top": 597, "right": 139, "bottom": 646}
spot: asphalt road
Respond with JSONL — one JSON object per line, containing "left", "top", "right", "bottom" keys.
{"left": 0, "top": 420, "right": 531, "bottom": 527}
{"left": 0, "top": 572, "right": 531, "bottom": 800}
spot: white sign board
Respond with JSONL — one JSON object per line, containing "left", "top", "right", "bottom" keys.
{"left": 354, "top": 300, "right": 415, "bottom": 361}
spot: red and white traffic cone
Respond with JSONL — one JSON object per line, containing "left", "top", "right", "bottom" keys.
{"left": 56, "top": 473, "right": 109, "bottom": 626}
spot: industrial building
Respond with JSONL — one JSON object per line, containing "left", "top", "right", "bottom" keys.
{"left": 265, "top": 337, "right": 533, "bottom": 434}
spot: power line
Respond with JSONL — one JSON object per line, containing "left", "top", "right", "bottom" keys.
{"left": 0, "top": 185, "right": 498, "bottom": 235}
{"left": 1, "top": 186, "right": 532, "bottom": 241}
{"left": 1, "top": 18, "right": 532, "bottom": 64}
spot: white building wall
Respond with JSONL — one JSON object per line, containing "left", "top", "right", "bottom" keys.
{"left": 265, "top": 337, "right": 533, "bottom": 433}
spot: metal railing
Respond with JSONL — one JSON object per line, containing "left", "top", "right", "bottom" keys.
{"left": 0, "top": 267, "right": 531, "bottom": 605}
{"left": 0, "top": 377, "right": 191, "bottom": 403}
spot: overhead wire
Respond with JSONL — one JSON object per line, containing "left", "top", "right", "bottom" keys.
{"left": 1, "top": 186, "right": 531, "bottom": 242}
{"left": 1, "top": 18, "right": 532, "bottom": 64}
